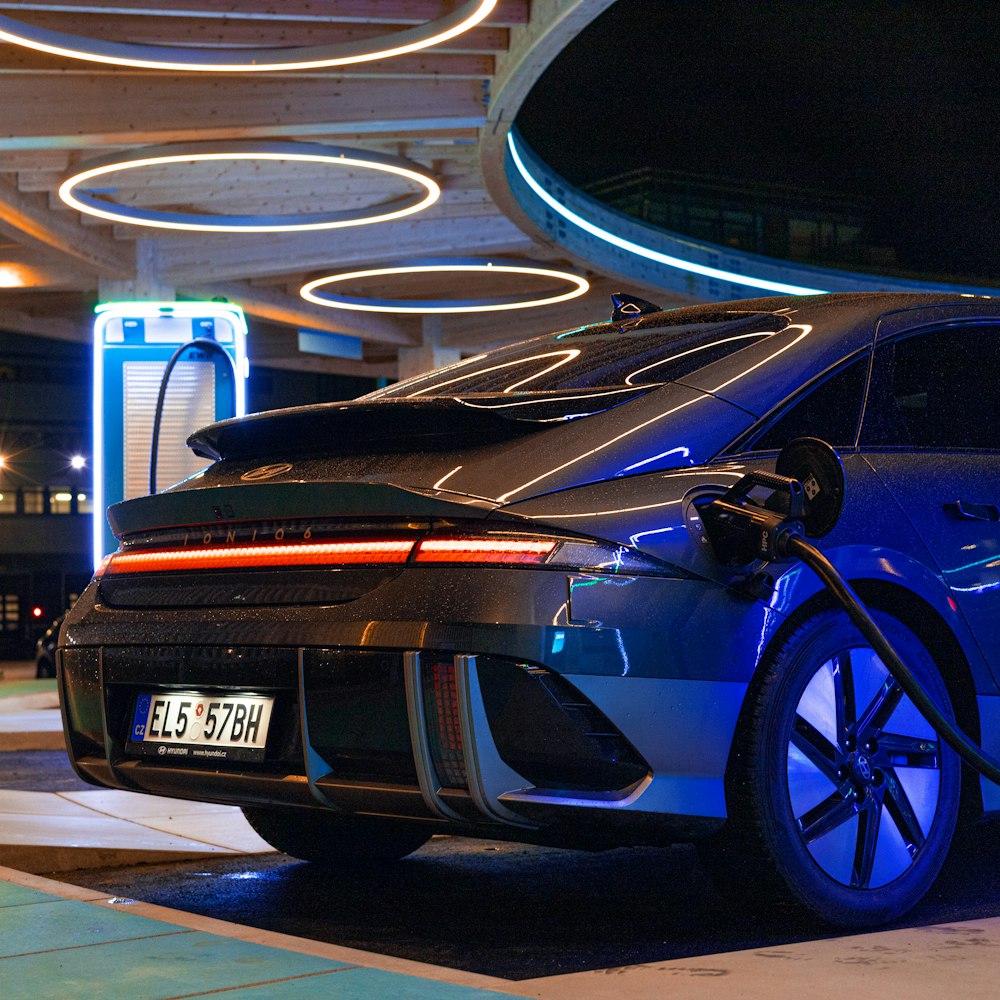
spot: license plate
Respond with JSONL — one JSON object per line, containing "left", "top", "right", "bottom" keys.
{"left": 126, "top": 692, "right": 274, "bottom": 763}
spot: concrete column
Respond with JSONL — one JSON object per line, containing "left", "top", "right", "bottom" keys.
{"left": 396, "top": 315, "right": 461, "bottom": 380}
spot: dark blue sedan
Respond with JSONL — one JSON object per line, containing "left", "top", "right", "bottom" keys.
{"left": 61, "top": 292, "right": 1000, "bottom": 926}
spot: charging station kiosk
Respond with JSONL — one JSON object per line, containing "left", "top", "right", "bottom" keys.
{"left": 93, "top": 301, "right": 248, "bottom": 566}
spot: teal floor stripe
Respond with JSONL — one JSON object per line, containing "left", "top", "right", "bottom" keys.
{"left": 2, "top": 930, "right": 352, "bottom": 1000}
{"left": 0, "top": 880, "right": 530, "bottom": 1000}
{"left": 0, "top": 882, "right": 65, "bottom": 908}
{"left": 0, "top": 898, "right": 189, "bottom": 958}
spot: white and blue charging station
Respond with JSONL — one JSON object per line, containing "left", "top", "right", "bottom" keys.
{"left": 93, "top": 301, "right": 248, "bottom": 566}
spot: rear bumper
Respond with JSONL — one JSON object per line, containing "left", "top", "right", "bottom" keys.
{"left": 60, "top": 566, "right": 773, "bottom": 843}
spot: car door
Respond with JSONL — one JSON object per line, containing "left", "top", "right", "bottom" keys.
{"left": 860, "top": 319, "right": 1000, "bottom": 676}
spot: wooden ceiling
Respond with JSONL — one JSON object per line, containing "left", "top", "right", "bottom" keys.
{"left": 0, "top": 1, "right": 688, "bottom": 376}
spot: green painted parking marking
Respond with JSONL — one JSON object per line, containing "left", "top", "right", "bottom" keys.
{"left": 2, "top": 930, "right": 354, "bottom": 1000}
{"left": 0, "top": 679, "right": 57, "bottom": 699}
{"left": 0, "top": 882, "right": 64, "bottom": 907}
{"left": 0, "top": 878, "right": 530, "bottom": 1000}
{"left": 0, "top": 899, "right": 190, "bottom": 958}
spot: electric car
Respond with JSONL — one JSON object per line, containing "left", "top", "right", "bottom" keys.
{"left": 60, "top": 292, "right": 1000, "bottom": 926}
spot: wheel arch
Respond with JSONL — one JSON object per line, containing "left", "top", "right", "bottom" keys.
{"left": 727, "top": 576, "right": 984, "bottom": 820}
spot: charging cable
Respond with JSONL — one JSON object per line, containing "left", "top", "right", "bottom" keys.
{"left": 783, "top": 532, "right": 1000, "bottom": 785}
{"left": 149, "top": 338, "right": 237, "bottom": 496}
{"left": 701, "top": 465, "right": 1000, "bottom": 785}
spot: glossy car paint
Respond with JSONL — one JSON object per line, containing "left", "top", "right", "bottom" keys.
{"left": 60, "top": 292, "right": 1000, "bottom": 841}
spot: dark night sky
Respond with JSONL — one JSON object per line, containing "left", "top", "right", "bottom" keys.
{"left": 518, "top": 0, "right": 1000, "bottom": 281}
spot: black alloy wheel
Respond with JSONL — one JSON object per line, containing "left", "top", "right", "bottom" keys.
{"left": 721, "top": 609, "right": 960, "bottom": 926}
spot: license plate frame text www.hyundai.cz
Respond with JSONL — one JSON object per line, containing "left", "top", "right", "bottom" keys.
{"left": 126, "top": 692, "right": 274, "bottom": 762}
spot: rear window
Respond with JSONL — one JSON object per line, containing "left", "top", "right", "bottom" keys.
{"left": 366, "top": 313, "right": 785, "bottom": 399}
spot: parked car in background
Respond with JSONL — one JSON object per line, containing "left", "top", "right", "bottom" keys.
{"left": 35, "top": 614, "right": 63, "bottom": 678}
{"left": 60, "top": 292, "right": 1000, "bottom": 927}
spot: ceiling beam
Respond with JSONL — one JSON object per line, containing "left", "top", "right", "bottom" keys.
{"left": 0, "top": 299, "right": 87, "bottom": 341}
{"left": 0, "top": 76, "right": 488, "bottom": 150}
{"left": 0, "top": 173, "right": 132, "bottom": 275}
{"left": 180, "top": 280, "right": 419, "bottom": 348}
{"left": 0, "top": 14, "right": 510, "bottom": 53}
{"left": 0, "top": 48, "right": 497, "bottom": 81}
{"left": 0, "top": 1, "right": 529, "bottom": 26}
{"left": 479, "top": 0, "right": 615, "bottom": 217}
{"left": 41, "top": 171, "right": 463, "bottom": 204}
{"left": 160, "top": 214, "right": 533, "bottom": 284}
{"left": 251, "top": 354, "right": 397, "bottom": 380}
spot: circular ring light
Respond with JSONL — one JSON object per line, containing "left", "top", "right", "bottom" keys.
{"left": 0, "top": 2, "right": 496, "bottom": 73}
{"left": 58, "top": 141, "right": 440, "bottom": 234}
{"left": 300, "top": 259, "right": 591, "bottom": 314}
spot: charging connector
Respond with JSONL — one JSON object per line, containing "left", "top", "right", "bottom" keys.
{"left": 700, "top": 439, "right": 1000, "bottom": 786}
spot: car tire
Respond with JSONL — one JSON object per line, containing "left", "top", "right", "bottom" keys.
{"left": 241, "top": 806, "right": 432, "bottom": 865}
{"left": 703, "top": 608, "right": 961, "bottom": 926}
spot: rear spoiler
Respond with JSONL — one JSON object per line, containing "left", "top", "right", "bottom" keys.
{"left": 108, "top": 480, "right": 506, "bottom": 539}
{"left": 188, "top": 390, "right": 654, "bottom": 462}
{"left": 188, "top": 398, "right": 543, "bottom": 462}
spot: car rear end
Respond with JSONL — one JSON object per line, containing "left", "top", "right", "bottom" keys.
{"left": 61, "top": 498, "right": 709, "bottom": 845}
{"left": 61, "top": 302, "right": 820, "bottom": 846}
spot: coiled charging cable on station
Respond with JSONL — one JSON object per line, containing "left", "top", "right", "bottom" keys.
{"left": 700, "top": 437, "right": 1000, "bottom": 786}
{"left": 149, "top": 338, "right": 237, "bottom": 496}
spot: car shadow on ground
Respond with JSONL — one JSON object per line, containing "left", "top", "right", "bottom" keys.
{"left": 52, "top": 817, "right": 1000, "bottom": 980}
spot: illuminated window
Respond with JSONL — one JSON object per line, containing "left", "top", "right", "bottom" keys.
{"left": 21, "top": 489, "right": 46, "bottom": 514}
{"left": 50, "top": 490, "right": 73, "bottom": 515}
{"left": 0, "top": 594, "right": 19, "bottom": 632}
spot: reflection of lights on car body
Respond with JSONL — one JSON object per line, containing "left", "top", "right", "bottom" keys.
{"left": 409, "top": 350, "right": 582, "bottom": 396}
{"left": 495, "top": 325, "right": 813, "bottom": 503}
{"left": 624, "top": 332, "right": 777, "bottom": 385}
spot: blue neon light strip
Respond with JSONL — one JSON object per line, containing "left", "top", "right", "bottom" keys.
{"left": 91, "top": 315, "right": 104, "bottom": 573}
{"left": 506, "top": 133, "right": 828, "bottom": 297}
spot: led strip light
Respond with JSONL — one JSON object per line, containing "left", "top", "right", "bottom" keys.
{"left": 60, "top": 141, "right": 440, "bottom": 233}
{"left": 300, "top": 258, "right": 590, "bottom": 314}
{"left": 99, "top": 535, "right": 560, "bottom": 574}
{"left": 102, "top": 540, "right": 416, "bottom": 574}
{"left": 506, "top": 132, "right": 828, "bottom": 298}
{"left": 0, "top": 2, "right": 497, "bottom": 72}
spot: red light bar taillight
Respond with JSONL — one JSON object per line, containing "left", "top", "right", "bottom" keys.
{"left": 414, "top": 537, "right": 557, "bottom": 564}
{"left": 100, "top": 540, "right": 414, "bottom": 575}
{"left": 96, "top": 531, "right": 566, "bottom": 576}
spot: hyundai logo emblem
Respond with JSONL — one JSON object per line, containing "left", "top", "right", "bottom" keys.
{"left": 856, "top": 756, "right": 872, "bottom": 782}
{"left": 241, "top": 463, "right": 293, "bottom": 481}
